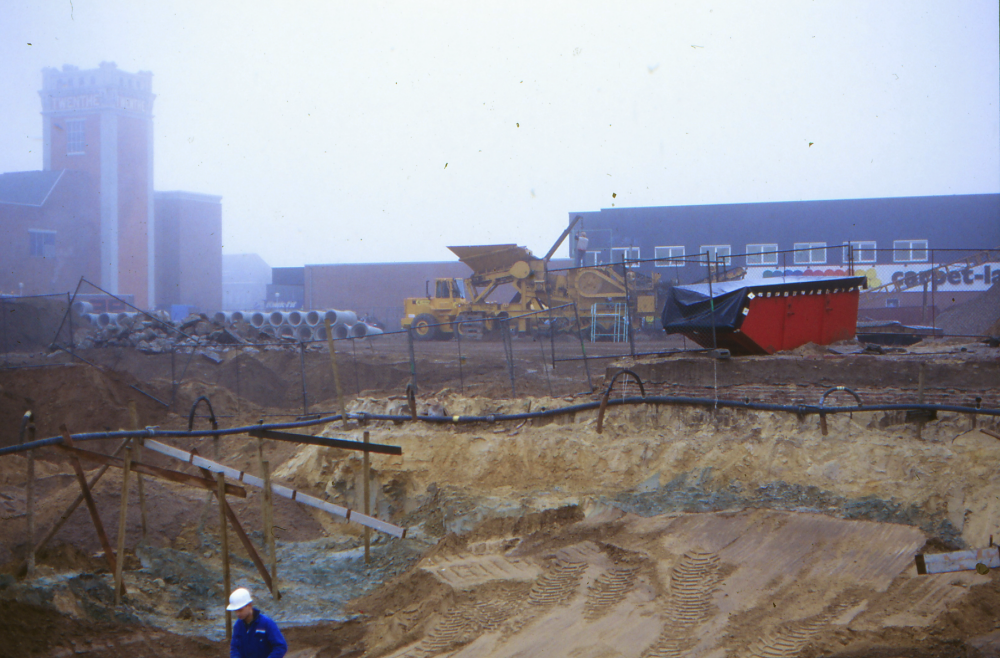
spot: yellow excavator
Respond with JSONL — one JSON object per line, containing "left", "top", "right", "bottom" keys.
{"left": 401, "top": 219, "right": 663, "bottom": 340}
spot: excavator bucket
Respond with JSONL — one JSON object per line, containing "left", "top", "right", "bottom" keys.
{"left": 447, "top": 244, "right": 535, "bottom": 275}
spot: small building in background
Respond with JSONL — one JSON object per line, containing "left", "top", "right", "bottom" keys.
{"left": 222, "top": 253, "right": 271, "bottom": 311}
{"left": 266, "top": 267, "right": 305, "bottom": 310}
{"left": 0, "top": 169, "right": 100, "bottom": 296}
{"left": 154, "top": 191, "right": 222, "bottom": 313}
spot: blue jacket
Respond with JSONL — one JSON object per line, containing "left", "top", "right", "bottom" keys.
{"left": 231, "top": 608, "right": 287, "bottom": 658}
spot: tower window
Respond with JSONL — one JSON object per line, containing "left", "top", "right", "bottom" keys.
{"left": 66, "top": 119, "right": 85, "bottom": 155}
{"left": 29, "top": 230, "right": 56, "bottom": 257}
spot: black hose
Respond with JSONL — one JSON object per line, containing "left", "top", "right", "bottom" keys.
{"left": 3, "top": 396, "right": 999, "bottom": 457}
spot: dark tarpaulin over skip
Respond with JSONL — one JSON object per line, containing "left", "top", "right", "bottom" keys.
{"left": 661, "top": 276, "right": 868, "bottom": 334}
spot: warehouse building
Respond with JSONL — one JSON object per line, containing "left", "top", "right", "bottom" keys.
{"left": 569, "top": 194, "right": 1000, "bottom": 321}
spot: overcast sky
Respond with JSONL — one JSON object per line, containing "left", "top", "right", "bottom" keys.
{"left": 1, "top": 1, "right": 997, "bottom": 267}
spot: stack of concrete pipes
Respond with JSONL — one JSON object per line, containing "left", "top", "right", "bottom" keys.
{"left": 236, "top": 309, "right": 383, "bottom": 341}
{"left": 75, "top": 302, "right": 167, "bottom": 329}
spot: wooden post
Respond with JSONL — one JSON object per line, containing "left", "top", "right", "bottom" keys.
{"left": 128, "top": 402, "right": 148, "bottom": 542}
{"left": 324, "top": 318, "right": 349, "bottom": 428}
{"left": 363, "top": 431, "right": 371, "bottom": 565}
{"left": 261, "top": 460, "right": 279, "bottom": 599}
{"left": 114, "top": 447, "right": 132, "bottom": 606}
{"left": 20, "top": 439, "right": 130, "bottom": 576}
{"left": 218, "top": 471, "right": 232, "bottom": 643}
{"left": 917, "top": 363, "right": 926, "bottom": 439}
{"left": 26, "top": 421, "right": 36, "bottom": 578}
{"left": 60, "top": 425, "right": 122, "bottom": 592}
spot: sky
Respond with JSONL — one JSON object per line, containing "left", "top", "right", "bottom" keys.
{"left": 1, "top": 1, "right": 998, "bottom": 267}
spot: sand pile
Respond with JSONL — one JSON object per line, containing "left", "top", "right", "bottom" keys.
{"left": 936, "top": 281, "right": 1000, "bottom": 337}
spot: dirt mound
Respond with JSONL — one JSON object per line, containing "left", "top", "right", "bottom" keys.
{"left": 0, "top": 364, "right": 177, "bottom": 448}
{"left": 936, "top": 281, "right": 1000, "bottom": 336}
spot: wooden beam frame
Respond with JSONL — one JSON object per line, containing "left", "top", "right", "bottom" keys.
{"left": 55, "top": 445, "right": 247, "bottom": 498}
{"left": 144, "top": 440, "right": 406, "bottom": 538}
{"left": 59, "top": 426, "right": 123, "bottom": 594}
{"left": 249, "top": 429, "right": 402, "bottom": 456}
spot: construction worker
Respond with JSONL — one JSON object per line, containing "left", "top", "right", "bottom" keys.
{"left": 576, "top": 231, "right": 590, "bottom": 267}
{"left": 228, "top": 587, "right": 287, "bottom": 658}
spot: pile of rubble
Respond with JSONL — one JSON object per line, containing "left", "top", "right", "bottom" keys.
{"left": 70, "top": 307, "right": 383, "bottom": 354}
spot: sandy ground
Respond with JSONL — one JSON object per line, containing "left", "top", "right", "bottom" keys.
{"left": 2, "top": 340, "right": 1000, "bottom": 657}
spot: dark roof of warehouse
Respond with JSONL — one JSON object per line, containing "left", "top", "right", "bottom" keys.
{"left": 0, "top": 170, "right": 66, "bottom": 206}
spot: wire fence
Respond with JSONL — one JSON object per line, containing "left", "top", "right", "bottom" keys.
{"left": 1, "top": 261, "right": 998, "bottom": 423}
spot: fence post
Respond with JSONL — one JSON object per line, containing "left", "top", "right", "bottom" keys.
{"left": 67, "top": 292, "right": 74, "bottom": 349}
{"left": 455, "top": 322, "right": 465, "bottom": 393}
{"left": 622, "top": 253, "right": 636, "bottom": 357}
{"left": 406, "top": 327, "right": 418, "bottom": 391}
{"left": 500, "top": 317, "right": 517, "bottom": 397}
{"left": 298, "top": 341, "right": 308, "bottom": 416}
{"left": 1, "top": 297, "right": 7, "bottom": 368}
{"left": 572, "top": 303, "right": 594, "bottom": 393}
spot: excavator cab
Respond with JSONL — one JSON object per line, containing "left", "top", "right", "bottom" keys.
{"left": 432, "top": 278, "right": 466, "bottom": 300}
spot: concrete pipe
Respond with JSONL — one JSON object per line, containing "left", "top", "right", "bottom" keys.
{"left": 351, "top": 323, "right": 384, "bottom": 339}
{"left": 230, "top": 311, "right": 245, "bottom": 324}
{"left": 116, "top": 312, "right": 138, "bottom": 328}
{"left": 296, "top": 325, "right": 314, "bottom": 341}
{"left": 334, "top": 323, "right": 350, "bottom": 339}
{"left": 81, "top": 313, "right": 100, "bottom": 326}
{"left": 277, "top": 325, "right": 296, "bottom": 339}
{"left": 96, "top": 312, "right": 114, "bottom": 328}
{"left": 213, "top": 312, "right": 228, "bottom": 324}
{"left": 250, "top": 312, "right": 267, "bottom": 328}
{"left": 314, "top": 325, "right": 327, "bottom": 340}
{"left": 286, "top": 310, "right": 303, "bottom": 326}
{"left": 305, "top": 310, "right": 322, "bottom": 326}
{"left": 72, "top": 301, "right": 94, "bottom": 315}
{"left": 324, "top": 309, "right": 358, "bottom": 327}
{"left": 259, "top": 325, "right": 276, "bottom": 336}
{"left": 268, "top": 311, "right": 285, "bottom": 327}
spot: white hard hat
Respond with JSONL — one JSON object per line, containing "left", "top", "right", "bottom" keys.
{"left": 227, "top": 587, "right": 253, "bottom": 611}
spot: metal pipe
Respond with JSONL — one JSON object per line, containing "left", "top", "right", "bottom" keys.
{"left": 325, "top": 309, "right": 358, "bottom": 326}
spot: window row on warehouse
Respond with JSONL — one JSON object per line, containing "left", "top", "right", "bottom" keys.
{"left": 582, "top": 240, "right": 930, "bottom": 268}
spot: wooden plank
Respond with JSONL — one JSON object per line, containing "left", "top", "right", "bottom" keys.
{"left": 59, "top": 425, "right": 122, "bottom": 593}
{"left": 198, "top": 466, "right": 273, "bottom": 594}
{"left": 144, "top": 440, "right": 406, "bottom": 538}
{"left": 128, "top": 402, "right": 148, "bottom": 541}
{"left": 249, "top": 428, "right": 402, "bottom": 456}
{"left": 915, "top": 546, "right": 1000, "bottom": 575}
{"left": 261, "top": 460, "right": 280, "bottom": 600}
{"left": 218, "top": 472, "right": 231, "bottom": 644}
{"left": 363, "top": 431, "right": 371, "bottom": 564}
{"left": 324, "top": 317, "right": 349, "bottom": 428}
{"left": 55, "top": 445, "right": 247, "bottom": 498}
{"left": 114, "top": 447, "right": 132, "bottom": 605}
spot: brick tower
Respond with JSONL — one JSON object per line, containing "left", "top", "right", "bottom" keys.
{"left": 39, "top": 62, "right": 156, "bottom": 307}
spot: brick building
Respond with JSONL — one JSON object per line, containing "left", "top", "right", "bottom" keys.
{"left": 0, "top": 62, "right": 223, "bottom": 312}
